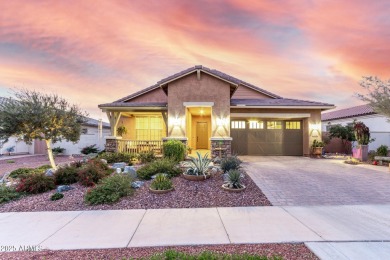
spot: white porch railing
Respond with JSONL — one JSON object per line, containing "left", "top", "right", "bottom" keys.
{"left": 117, "top": 139, "right": 163, "bottom": 155}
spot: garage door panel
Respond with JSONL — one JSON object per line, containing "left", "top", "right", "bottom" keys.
{"left": 231, "top": 119, "right": 303, "bottom": 156}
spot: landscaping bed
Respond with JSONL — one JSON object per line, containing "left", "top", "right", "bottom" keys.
{"left": 0, "top": 170, "right": 270, "bottom": 212}
{"left": 0, "top": 243, "right": 318, "bottom": 260}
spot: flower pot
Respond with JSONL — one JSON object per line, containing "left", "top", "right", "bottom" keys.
{"left": 182, "top": 173, "right": 210, "bottom": 181}
{"left": 221, "top": 183, "right": 246, "bottom": 192}
{"left": 353, "top": 145, "right": 369, "bottom": 161}
{"left": 312, "top": 147, "right": 323, "bottom": 158}
{"left": 149, "top": 187, "right": 174, "bottom": 194}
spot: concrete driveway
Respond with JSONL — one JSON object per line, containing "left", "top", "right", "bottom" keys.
{"left": 242, "top": 156, "right": 390, "bottom": 206}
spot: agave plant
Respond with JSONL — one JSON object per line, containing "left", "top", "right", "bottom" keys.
{"left": 185, "top": 152, "right": 211, "bottom": 178}
{"left": 225, "top": 169, "right": 244, "bottom": 189}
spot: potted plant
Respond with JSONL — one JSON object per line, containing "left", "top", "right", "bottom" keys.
{"left": 116, "top": 126, "right": 127, "bottom": 137}
{"left": 52, "top": 146, "right": 65, "bottom": 155}
{"left": 149, "top": 173, "right": 174, "bottom": 194}
{"left": 353, "top": 121, "right": 372, "bottom": 161}
{"left": 183, "top": 152, "right": 211, "bottom": 181}
{"left": 222, "top": 169, "right": 246, "bottom": 192}
{"left": 311, "top": 140, "right": 324, "bottom": 158}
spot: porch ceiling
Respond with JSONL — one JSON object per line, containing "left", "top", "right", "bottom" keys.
{"left": 188, "top": 107, "right": 212, "bottom": 116}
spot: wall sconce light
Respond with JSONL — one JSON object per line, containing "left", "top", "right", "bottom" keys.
{"left": 172, "top": 117, "right": 181, "bottom": 126}
{"left": 216, "top": 118, "right": 227, "bottom": 127}
{"left": 309, "top": 123, "right": 321, "bottom": 137}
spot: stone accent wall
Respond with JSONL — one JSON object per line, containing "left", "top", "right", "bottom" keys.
{"left": 211, "top": 139, "right": 232, "bottom": 158}
{"left": 105, "top": 138, "right": 118, "bottom": 152}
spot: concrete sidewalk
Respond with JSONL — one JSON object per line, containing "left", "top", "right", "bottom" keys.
{"left": 1, "top": 205, "right": 390, "bottom": 259}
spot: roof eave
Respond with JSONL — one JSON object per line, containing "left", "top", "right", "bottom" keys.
{"left": 231, "top": 105, "right": 336, "bottom": 110}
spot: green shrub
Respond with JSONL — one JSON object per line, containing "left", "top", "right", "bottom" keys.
{"left": 52, "top": 147, "right": 65, "bottom": 153}
{"left": 77, "top": 164, "right": 110, "bottom": 187}
{"left": 137, "top": 158, "right": 182, "bottom": 180}
{"left": 0, "top": 185, "right": 22, "bottom": 204}
{"left": 149, "top": 250, "right": 279, "bottom": 260}
{"left": 70, "top": 160, "right": 83, "bottom": 168}
{"left": 376, "top": 145, "right": 388, "bottom": 157}
{"left": 6, "top": 160, "right": 15, "bottom": 163}
{"left": 84, "top": 174, "right": 134, "bottom": 205}
{"left": 50, "top": 192, "right": 64, "bottom": 201}
{"left": 54, "top": 166, "right": 79, "bottom": 185}
{"left": 138, "top": 150, "right": 156, "bottom": 164}
{"left": 368, "top": 150, "right": 377, "bottom": 162}
{"left": 150, "top": 173, "right": 173, "bottom": 190}
{"left": 163, "top": 140, "right": 186, "bottom": 162}
{"left": 98, "top": 152, "right": 135, "bottom": 164}
{"left": 225, "top": 169, "right": 244, "bottom": 189}
{"left": 9, "top": 168, "right": 35, "bottom": 179}
{"left": 185, "top": 152, "right": 211, "bottom": 177}
{"left": 81, "top": 144, "right": 100, "bottom": 155}
{"left": 87, "top": 158, "right": 110, "bottom": 171}
{"left": 36, "top": 164, "right": 52, "bottom": 171}
{"left": 16, "top": 173, "right": 55, "bottom": 194}
{"left": 221, "top": 155, "right": 242, "bottom": 172}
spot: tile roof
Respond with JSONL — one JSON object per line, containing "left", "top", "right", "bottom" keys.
{"left": 231, "top": 98, "right": 334, "bottom": 107}
{"left": 321, "top": 104, "right": 375, "bottom": 121}
{"left": 84, "top": 118, "right": 110, "bottom": 128}
{"left": 98, "top": 102, "right": 167, "bottom": 108}
{"left": 112, "top": 65, "right": 282, "bottom": 103}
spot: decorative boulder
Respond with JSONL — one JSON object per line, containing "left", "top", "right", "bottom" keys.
{"left": 131, "top": 181, "right": 144, "bottom": 189}
{"left": 213, "top": 156, "right": 221, "bottom": 164}
{"left": 222, "top": 173, "right": 229, "bottom": 181}
{"left": 116, "top": 168, "right": 122, "bottom": 174}
{"left": 45, "top": 168, "right": 55, "bottom": 177}
{"left": 56, "top": 185, "right": 74, "bottom": 193}
{"left": 210, "top": 167, "right": 219, "bottom": 175}
{"left": 100, "top": 159, "right": 108, "bottom": 164}
{"left": 112, "top": 162, "right": 127, "bottom": 169}
{"left": 123, "top": 166, "right": 137, "bottom": 178}
{"left": 0, "top": 172, "right": 10, "bottom": 183}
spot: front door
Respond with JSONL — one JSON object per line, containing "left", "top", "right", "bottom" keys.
{"left": 196, "top": 122, "right": 208, "bottom": 149}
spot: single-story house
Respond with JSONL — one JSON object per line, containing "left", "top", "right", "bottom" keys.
{"left": 0, "top": 96, "right": 111, "bottom": 155}
{"left": 322, "top": 104, "right": 390, "bottom": 151}
{"left": 98, "top": 65, "right": 334, "bottom": 157}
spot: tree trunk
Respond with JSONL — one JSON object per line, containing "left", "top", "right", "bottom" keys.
{"left": 45, "top": 139, "right": 57, "bottom": 170}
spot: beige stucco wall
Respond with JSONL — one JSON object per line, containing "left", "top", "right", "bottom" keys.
{"left": 230, "top": 108, "right": 323, "bottom": 155}
{"left": 167, "top": 73, "right": 231, "bottom": 139}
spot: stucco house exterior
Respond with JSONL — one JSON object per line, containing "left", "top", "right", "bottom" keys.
{"left": 99, "top": 65, "right": 334, "bottom": 157}
{"left": 322, "top": 104, "right": 390, "bottom": 151}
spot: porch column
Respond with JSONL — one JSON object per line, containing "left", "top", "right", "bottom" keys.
{"left": 106, "top": 111, "right": 122, "bottom": 137}
{"left": 210, "top": 137, "right": 232, "bottom": 158}
{"left": 105, "top": 136, "right": 122, "bottom": 153}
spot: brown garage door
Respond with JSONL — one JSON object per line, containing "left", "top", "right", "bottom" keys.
{"left": 231, "top": 120, "right": 303, "bottom": 156}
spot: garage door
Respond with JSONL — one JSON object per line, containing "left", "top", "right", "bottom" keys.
{"left": 231, "top": 120, "right": 303, "bottom": 156}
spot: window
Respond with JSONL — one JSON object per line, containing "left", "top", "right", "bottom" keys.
{"left": 286, "top": 121, "right": 301, "bottom": 130}
{"left": 136, "top": 116, "right": 162, "bottom": 140}
{"left": 249, "top": 121, "right": 264, "bottom": 129}
{"left": 231, "top": 121, "right": 246, "bottom": 129}
{"left": 267, "top": 121, "right": 282, "bottom": 129}
{"left": 81, "top": 128, "right": 88, "bottom": 134}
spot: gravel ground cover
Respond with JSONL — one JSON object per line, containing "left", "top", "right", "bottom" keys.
{"left": 0, "top": 243, "right": 318, "bottom": 260}
{"left": 0, "top": 170, "right": 271, "bottom": 212}
{"left": 0, "top": 155, "right": 74, "bottom": 177}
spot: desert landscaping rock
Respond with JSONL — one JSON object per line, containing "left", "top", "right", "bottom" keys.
{"left": 112, "top": 162, "right": 126, "bottom": 169}
{"left": 45, "top": 168, "right": 55, "bottom": 176}
{"left": 0, "top": 172, "right": 271, "bottom": 212}
{"left": 123, "top": 166, "right": 136, "bottom": 177}
{"left": 56, "top": 185, "right": 74, "bottom": 193}
{"left": 0, "top": 243, "right": 318, "bottom": 260}
{"left": 131, "top": 181, "right": 144, "bottom": 189}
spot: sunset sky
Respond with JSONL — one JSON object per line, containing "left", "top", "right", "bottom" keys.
{"left": 1, "top": 0, "right": 389, "bottom": 120}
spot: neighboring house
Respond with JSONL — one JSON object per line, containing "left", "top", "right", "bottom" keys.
{"left": 99, "top": 65, "right": 334, "bottom": 157}
{"left": 47, "top": 118, "right": 111, "bottom": 155}
{"left": 0, "top": 97, "right": 111, "bottom": 155}
{"left": 322, "top": 104, "right": 390, "bottom": 151}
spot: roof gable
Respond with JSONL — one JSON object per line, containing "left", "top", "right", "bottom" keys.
{"left": 114, "top": 65, "right": 281, "bottom": 103}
